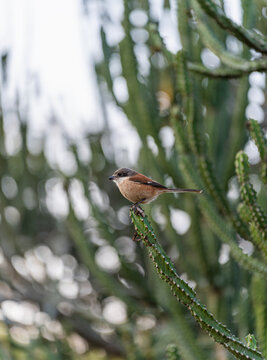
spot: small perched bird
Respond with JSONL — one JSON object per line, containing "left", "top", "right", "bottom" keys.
{"left": 109, "top": 168, "right": 202, "bottom": 207}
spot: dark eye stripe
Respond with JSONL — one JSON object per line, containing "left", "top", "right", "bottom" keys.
{"left": 117, "top": 171, "right": 128, "bottom": 177}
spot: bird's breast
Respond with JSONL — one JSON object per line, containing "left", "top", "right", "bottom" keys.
{"left": 116, "top": 179, "right": 160, "bottom": 203}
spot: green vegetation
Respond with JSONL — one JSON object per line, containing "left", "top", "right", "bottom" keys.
{"left": 0, "top": 0, "right": 266, "bottom": 359}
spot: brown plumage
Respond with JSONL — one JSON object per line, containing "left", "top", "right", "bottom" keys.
{"left": 109, "top": 168, "right": 202, "bottom": 205}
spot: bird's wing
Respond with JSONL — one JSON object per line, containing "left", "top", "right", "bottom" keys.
{"left": 129, "top": 174, "right": 167, "bottom": 189}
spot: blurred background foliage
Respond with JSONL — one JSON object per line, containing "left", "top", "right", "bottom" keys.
{"left": 0, "top": 0, "right": 267, "bottom": 359}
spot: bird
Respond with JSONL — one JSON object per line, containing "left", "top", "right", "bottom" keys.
{"left": 109, "top": 168, "right": 202, "bottom": 207}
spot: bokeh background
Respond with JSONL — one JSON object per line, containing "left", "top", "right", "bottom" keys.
{"left": 0, "top": 0, "right": 266, "bottom": 359}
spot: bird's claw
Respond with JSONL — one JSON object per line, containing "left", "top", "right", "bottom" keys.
{"left": 131, "top": 204, "right": 145, "bottom": 217}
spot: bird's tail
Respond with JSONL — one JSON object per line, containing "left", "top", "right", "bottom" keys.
{"left": 164, "top": 188, "right": 203, "bottom": 194}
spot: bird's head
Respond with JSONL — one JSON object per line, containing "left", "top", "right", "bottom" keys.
{"left": 109, "top": 168, "right": 137, "bottom": 184}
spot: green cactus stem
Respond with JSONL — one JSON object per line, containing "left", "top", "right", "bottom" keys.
{"left": 235, "top": 151, "right": 267, "bottom": 241}
{"left": 130, "top": 208, "right": 263, "bottom": 360}
{"left": 251, "top": 275, "right": 267, "bottom": 358}
{"left": 246, "top": 120, "right": 267, "bottom": 185}
{"left": 166, "top": 344, "right": 180, "bottom": 360}
{"left": 195, "top": 0, "right": 267, "bottom": 54}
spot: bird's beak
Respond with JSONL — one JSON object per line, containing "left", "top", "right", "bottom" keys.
{"left": 109, "top": 175, "right": 115, "bottom": 180}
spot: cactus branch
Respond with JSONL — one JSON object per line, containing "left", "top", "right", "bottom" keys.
{"left": 246, "top": 120, "right": 267, "bottom": 185}
{"left": 235, "top": 151, "right": 267, "bottom": 257}
{"left": 178, "top": 155, "right": 267, "bottom": 276}
{"left": 195, "top": 0, "right": 267, "bottom": 54}
{"left": 130, "top": 209, "right": 263, "bottom": 360}
{"left": 187, "top": 62, "right": 267, "bottom": 78}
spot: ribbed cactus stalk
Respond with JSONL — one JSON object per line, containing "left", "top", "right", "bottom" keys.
{"left": 166, "top": 344, "right": 180, "bottom": 360}
{"left": 252, "top": 275, "right": 267, "bottom": 359}
{"left": 235, "top": 151, "right": 267, "bottom": 257}
{"left": 246, "top": 119, "right": 267, "bottom": 185}
{"left": 130, "top": 209, "right": 263, "bottom": 359}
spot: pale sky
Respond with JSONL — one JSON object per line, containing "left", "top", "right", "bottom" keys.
{"left": 0, "top": 0, "right": 243, "bottom": 136}
{"left": 0, "top": 0, "right": 102, "bottom": 137}
{"left": 0, "top": 0, "right": 264, "bottom": 168}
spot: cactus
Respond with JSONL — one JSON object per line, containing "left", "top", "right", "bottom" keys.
{"left": 252, "top": 275, "right": 267, "bottom": 359}
{"left": 195, "top": 0, "right": 267, "bottom": 53}
{"left": 166, "top": 344, "right": 180, "bottom": 360}
{"left": 235, "top": 151, "right": 267, "bottom": 255}
{"left": 130, "top": 209, "right": 263, "bottom": 359}
{"left": 0, "top": 0, "right": 266, "bottom": 358}
{"left": 247, "top": 119, "right": 267, "bottom": 185}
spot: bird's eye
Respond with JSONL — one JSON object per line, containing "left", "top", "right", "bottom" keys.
{"left": 118, "top": 173, "right": 122, "bottom": 177}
